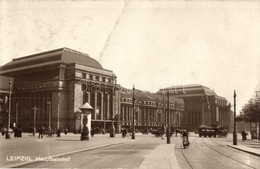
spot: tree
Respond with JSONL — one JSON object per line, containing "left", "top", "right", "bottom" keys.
{"left": 241, "top": 96, "right": 260, "bottom": 140}
{"left": 241, "top": 97, "right": 260, "bottom": 122}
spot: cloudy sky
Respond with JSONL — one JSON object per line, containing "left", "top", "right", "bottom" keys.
{"left": 0, "top": 0, "right": 260, "bottom": 113}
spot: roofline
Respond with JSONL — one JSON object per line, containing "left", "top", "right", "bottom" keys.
{"left": 163, "top": 84, "right": 211, "bottom": 90}
{"left": 0, "top": 61, "right": 61, "bottom": 76}
{"left": 12, "top": 48, "right": 66, "bottom": 61}
{"left": 215, "top": 95, "right": 227, "bottom": 101}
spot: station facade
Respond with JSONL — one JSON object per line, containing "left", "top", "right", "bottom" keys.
{"left": 0, "top": 48, "right": 230, "bottom": 133}
{"left": 0, "top": 48, "right": 119, "bottom": 132}
{"left": 160, "top": 85, "right": 231, "bottom": 131}
{"left": 119, "top": 87, "right": 185, "bottom": 131}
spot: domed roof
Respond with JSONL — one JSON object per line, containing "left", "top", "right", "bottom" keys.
{"left": 0, "top": 47, "right": 103, "bottom": 72}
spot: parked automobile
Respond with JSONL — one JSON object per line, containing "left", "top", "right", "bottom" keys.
{"left": 197, "top": 125, "right": 228, "bottom": 138}
{"left": 198, "top": 125, "right": 216, "bottom": 137}
{"left": 215, "top": 125, "right": 228, "bottom": 137}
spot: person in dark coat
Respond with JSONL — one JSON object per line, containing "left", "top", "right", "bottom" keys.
{"left": 38, "top": 126, "right": 44, "bottom": 139}
{"left": 121, "top": 128, "right": 127, "bottom": 138}
{"left": 64, "top": 128, "right": 68, "bottom": 135}
{"left": 241, "top": 130, "right": 247, "bottom": 141}
{"left": 56, "top": 128, "right": 61, "bottom": 137}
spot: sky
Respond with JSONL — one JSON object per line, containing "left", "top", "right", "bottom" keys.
{"left": 0, "top": 0, "right": 260, "bottom": 113}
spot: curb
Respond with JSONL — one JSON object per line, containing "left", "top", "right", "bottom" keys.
{"left": 3, "top": 140, "right": 134, "bottom": 168}
{"left": 227, "top": 145, "right": 260, "bottom": 157}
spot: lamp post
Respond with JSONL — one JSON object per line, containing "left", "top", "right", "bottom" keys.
{"left": 166, "top": 90, "right": 170, "bottom": 144}
{"left": 110, "top": 76, "right": 116, "bottom": 137}
{"left": 233, "top": 90, "right": 237, "bottom": 145}
{"left": 132, "top": 85, "right": 135, "bottom": 140}
{"left": 5, "top": 78, "right": 12, "bottom": 139}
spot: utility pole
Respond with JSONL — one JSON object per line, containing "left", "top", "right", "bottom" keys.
{"left": 233, "top": 90, "right": 237, "bottom": 145}
{"left": 132, "top": 85, "right": 135, "bottom": 139}
{"left": 166, "top": 90, "right": 170, "bottom": 144}
{"left": 201, "top": 96, "right": 204, "bottom": 125}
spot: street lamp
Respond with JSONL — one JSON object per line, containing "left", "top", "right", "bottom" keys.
{"left": 132, "top": 85, "right": 135, "bottom": 140}
{"left": 5, "top": 78, "right": 12, "bottom": 139}
{"left": 166, "top": 90, "right": 170, "bottom": 144}
{"left": 233, "top": 90, "right": 237, "bottom": 145}
{"left": 110, "top": 75, "right": 116, "bottom": 137}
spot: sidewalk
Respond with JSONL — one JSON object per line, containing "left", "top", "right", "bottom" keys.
{"left": 226, "top": 133, "right": 260, "bottom": 157}
{"left": 139, "top": 144, "right": 180, "bottom": 169}
{"left": 227, "top": 144, "right": 260, "bottom": 157}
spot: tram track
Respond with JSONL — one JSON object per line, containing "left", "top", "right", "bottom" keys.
{"left": 180, "top": 140, "right": 194, "bottom": 169}
{"left": 179, "top": 137, "right": 257, "bottom": 169}
{"left": 201, "top": 138, "right": 256, "bottom": 169}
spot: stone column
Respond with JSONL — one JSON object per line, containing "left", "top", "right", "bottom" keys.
{"left": 107, "top": 94, "right": 110, "bottom": 120}
{"left": 87, "top": 92, "right": 90, "bottom": 103}
{"left": 122, "top": 105, "right": 125, "bottom": 125}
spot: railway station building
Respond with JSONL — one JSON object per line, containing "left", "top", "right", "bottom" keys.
{"left": 160, "top": 84, "right": 231, "bottom": 131}
{"left": 119, "top": 87, "right": 185, "bottom": 131}
{"left": 0, "top": 48, "right": 119, "bottom": 132}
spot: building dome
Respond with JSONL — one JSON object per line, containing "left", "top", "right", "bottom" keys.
{"left": 0, "top": 47, "right": 103, "bottom": 75}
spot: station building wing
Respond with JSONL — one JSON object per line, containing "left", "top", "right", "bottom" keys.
{"left": 0, "top": 48, "right": 118, "bottom": 132}
{"left": 160, "top": 84, "right": 231, "bottom": 131}
{"left": 119, "top": 86, "right": 185, "bottom": 130}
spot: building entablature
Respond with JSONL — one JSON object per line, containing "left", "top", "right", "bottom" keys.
{"left": 120, "top": 87, "right": 185, "bottom": 111}
{"left": 215, "top": 96, "right": 228, "bottom": 106}
{"left": 14, "top": 80, "right": 67, "bottom": 93}
{"left": 67, "top": 63, "right": 116, "bottom": 82}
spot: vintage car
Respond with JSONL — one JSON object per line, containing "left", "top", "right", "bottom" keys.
{"left": 197, "top": 125, "right": 228, "bottom": 138}
{"left": 198, "top": 125, "right": 216, "bottom": 137}
{"left": 215, "top": 125, "right": 228, "bottom": 137}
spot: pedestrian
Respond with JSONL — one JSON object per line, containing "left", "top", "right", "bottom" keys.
{"left": 161, "top": 124, "right": 166, "bottom": 139}
{"left": 38, "top": 126, "right": 43, "bottom": 139}
{"left": 121, "top": 128, "right": 127, "bottom": 138}
{"left": 241, "top": 130, "right": 247, "bottom": 141}
{"left": 2, "top": 127, "right": 6, "bottom": 136}
{"left": 64, "top": 128, "right": 68, "bottom": 135}
{"left": 56, "top": 128, "right": 61, "bottom": 137}
{"left": 101, "top": 128, "right": 105, "bottom": 135}
{"left": 182, "top": 130, "right": 190, "bottom": 149}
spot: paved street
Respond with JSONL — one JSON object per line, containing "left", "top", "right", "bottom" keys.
{"left": 0, "top": 132, "right": 259, "bottom": 169}
{"left": 174, "top": 136, "right": 259, "bottom": 169}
